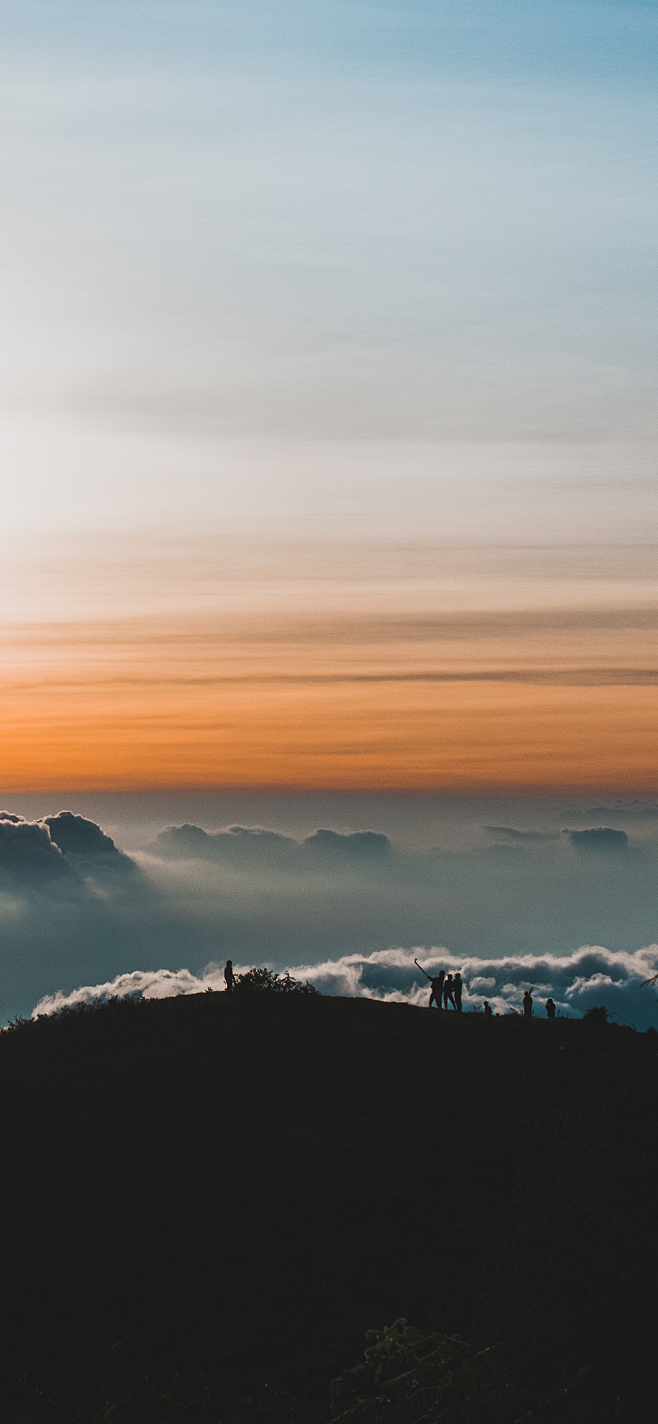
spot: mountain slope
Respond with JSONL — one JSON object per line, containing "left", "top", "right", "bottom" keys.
{"left": 0, "top": 992, "right": 656, "bottom": 1421}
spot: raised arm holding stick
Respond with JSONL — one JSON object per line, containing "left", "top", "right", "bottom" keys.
{"left": 415, "top": 959, "right": 445, "bottom": 1010}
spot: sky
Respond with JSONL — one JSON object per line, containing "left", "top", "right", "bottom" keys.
{"left": 0, "top": 3, "right": 657, "bottom": 1019}
{"left": 0, "top": 0, "right": 656, "bottom": 791}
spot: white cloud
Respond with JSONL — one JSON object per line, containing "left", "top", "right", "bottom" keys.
{"left": 32, "top": 943, "right": 658, "bottom": 1028}
{"left": 33, "top": 966, "right": 224, "bottom": 1015}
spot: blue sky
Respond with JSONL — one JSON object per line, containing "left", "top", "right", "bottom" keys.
{"left": 1, "top": 0, "right": 656, "bottom": 463}
{"left": 0, "top": 1, "right": 655, "bottom": 591}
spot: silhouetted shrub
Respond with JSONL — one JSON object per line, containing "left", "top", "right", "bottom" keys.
{"left": 233, "top": 966, "right": 318, "bottom": 995}
{"left": 329, "top": 1319, "right": 524, "bottom": 1424}
{"left": 583, "top": 1004, "right": 613, "bottom": 1027}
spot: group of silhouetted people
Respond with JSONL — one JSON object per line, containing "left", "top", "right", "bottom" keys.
{"left": 415, "top": 961, "right": 463, "bottom": 1011}
{"left": 522, "top": 988, "right": 556, "bottom": 1019}
{"left": 416, "top": 962, "right": 558, "bottom": 1019}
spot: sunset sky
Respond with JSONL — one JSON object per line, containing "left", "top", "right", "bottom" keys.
{"left": 1, "top": 0, "right": 657, "bottom": 793}
{"left": 0, "top": 3, "right": 657, "bottom": 1023}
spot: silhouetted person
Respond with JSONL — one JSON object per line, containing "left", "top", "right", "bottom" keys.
{"left": 444, "top": 974, "right": 456, "bottom": 1010}
{"left": 454, "top": 972, "right": 463, "bottom": 1011}
{"left": 546, "top": 997, "right": 556, "bottom": 1019}
{"left": 414, "top": 959, "right": 445, "bottom": 1009}
{"left": 224, "top": 959, "right": 234, "bottom": 993}
{"left": 483, "top": 1000, "right": 493, "bottom": 1018}
{"left": 429, "top": 972, "right": 445, "bottom": 1009}
{"left": 523, "top": 989, "right": 533, "bottom": 1018}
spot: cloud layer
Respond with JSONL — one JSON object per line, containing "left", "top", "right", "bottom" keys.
{"left": 32, "top": 944, "right": 658, "bottom": 1029}
{"left": 0, "top": 810, "right": 132, "bottom": 885}
{"left": 1, "top": 805, "right": 658, "bottom": 1027}
{"left": 567, "top": 827, "right": 628, "bottom": 853}
{"left": 155, "top": 823, "right": 390, "bottom": 867}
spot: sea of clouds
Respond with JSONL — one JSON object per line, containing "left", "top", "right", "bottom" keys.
{"left": 32, "top": 943, "right": 658, "bottom": 1026}
{"left": 0, "top": 808, "right": 657, "bottom": 1028}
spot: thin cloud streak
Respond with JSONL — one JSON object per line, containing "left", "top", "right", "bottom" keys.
{"left": 0, "top": 432, "right": 656, "bottom": 792}
{"left": 0, "top": 529, "right": 657, "bottom": 790}
{"left": 0, "top": 683, "right": 657, "bottom": 790}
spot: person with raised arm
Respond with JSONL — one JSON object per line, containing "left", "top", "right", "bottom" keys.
{"left": 414, "top": 958, "right": 445, "bottom": 1009}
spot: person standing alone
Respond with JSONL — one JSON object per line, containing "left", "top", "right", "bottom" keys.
{"left": 224, "top": 959, "right": 234, "bottom": 993}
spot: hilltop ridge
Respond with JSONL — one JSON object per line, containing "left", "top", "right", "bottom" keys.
{"left": 0, "top": 992, "right": 656, "bottom": 1422}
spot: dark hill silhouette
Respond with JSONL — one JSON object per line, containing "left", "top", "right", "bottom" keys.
{"left": 0, "top": 992, "right": 656, "bottom": 1421}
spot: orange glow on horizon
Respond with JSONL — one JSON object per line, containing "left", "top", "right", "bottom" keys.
{"left": 0, "top": 611, "right": 656, "bottom": 793}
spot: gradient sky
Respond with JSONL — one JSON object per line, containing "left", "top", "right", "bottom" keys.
{"left": 1, "top": 0, "right": 657, "bottom": 791}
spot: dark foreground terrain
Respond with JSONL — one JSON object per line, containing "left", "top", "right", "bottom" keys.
{"left": 0, "top": 991, "right": 656, "bottom": 1423}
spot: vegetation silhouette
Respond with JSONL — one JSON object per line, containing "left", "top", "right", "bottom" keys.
{"left": 232, "top": 966, "right": 318, "bottom": 995}
{"left": 582, "top": 1003, "right": 616, "bottom": 1029}
{"left": 329, "top": 1318, "right": 528, "bottom": 1422}
{"left": 0, "top": 991, "right": 655, "bottom": 1421}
